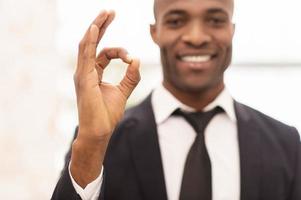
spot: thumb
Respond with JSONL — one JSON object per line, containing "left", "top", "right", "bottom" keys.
{"left": 118, "top": 56, "right": 141, "bottom": 99}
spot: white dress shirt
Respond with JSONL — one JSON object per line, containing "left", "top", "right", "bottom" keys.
{"left": 70, "top": 85, "right": 241, "bottom": 200}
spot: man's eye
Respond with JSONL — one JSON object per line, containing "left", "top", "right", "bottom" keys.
{"left": 208, "top": 18, "right": 227, "bottom": 26}
{"left": 165, "top": 19, "right": 184, "bottom": 28}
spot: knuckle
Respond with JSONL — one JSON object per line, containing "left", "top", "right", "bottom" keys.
{"left": 90, "top": 40, "right": 97, "bottom": 46}
{"left": 117, "top": 47, "right": 127, "bottom": 56}
{"left": 82, "top": 48, "right": 94, "bottom": 60}
{"left": 73, "top": 77, "right": 78, "bottom": 90}
{"left": 78, "top": 40, "right": 85, "bottom": 50}
{"left": 73, "top": 74, "right": 80, "bottom": 87}
{"left": 82, "top": 53, "right": 88, "bottom": 60}
{"left": 125, "top": 75, "right": 139, "bottom": 87}
{"left": 102, "top": 47, "right": 109, "bottom": 52}
{"left": 73, "top": 73, "right": 89, "bottom": 90}
{"left": 99, "top": 47, "right": 108, "bottom": 55}
{"left": 119, "top": 47, "right": 127, "bottom": 53}
{"left": 77, "top": 78, "right": 85, "bottom": 89}
{"left": 73, "top": 73, "right": 79, "bottom": 82}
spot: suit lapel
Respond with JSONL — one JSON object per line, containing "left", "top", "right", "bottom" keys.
{"left": 235, "top": 102, "right": 262, "bottom": 200}
{"left": 128, "top": 94, "right": 168, "bottom": 200}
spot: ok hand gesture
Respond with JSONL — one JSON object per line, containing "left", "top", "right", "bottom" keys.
{"left": 71, "top": 10, "right": 140, "bottom": 187}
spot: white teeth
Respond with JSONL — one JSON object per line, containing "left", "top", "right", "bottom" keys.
{"left": 181, "top": 55, "right": 211, "bottom": 63}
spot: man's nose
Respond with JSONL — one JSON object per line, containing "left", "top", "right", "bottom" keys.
{"left": 181, "top": 21, "right": 212, "bottom": 47}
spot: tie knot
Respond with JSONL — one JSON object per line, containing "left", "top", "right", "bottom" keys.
{"left": 173, "top": 106, "right": 224, "bottom": 133}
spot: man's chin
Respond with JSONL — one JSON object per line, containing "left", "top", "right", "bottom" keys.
{"left": 175, "top": 82, "right": 210, "bottom": 94}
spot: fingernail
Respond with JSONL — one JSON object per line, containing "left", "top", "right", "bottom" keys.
{"left": 108, "top": 10, "right": 116, "bottom": 16}
{"left": 126, "top": 54, "right": 133, "bottom": 63}
{"left": 90, "top": 24, "right": 98, "bottom": 31}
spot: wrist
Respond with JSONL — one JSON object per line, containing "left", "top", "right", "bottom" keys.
{"left": 71, "top": 137, "right": 109, "bottom": 160}
{"left": 70, "top": 139, "right": 107, "bottom": 187}
{"left": 76, "top": 127, "right": 112, "bottom": 145}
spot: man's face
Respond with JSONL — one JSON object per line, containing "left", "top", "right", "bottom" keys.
{"left": 151, "top": 0, "right": 234, "bottom": 94}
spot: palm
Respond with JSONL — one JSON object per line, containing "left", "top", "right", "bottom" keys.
{"left": 100, "top": 83, "right": 127, "bottom": 130}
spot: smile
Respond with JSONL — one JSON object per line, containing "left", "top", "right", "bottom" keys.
{"left": 180, "top": 55, "right": 212, "bottom": 63}
{"left": 176, "top": 53, "right": 217, "bottom": 70}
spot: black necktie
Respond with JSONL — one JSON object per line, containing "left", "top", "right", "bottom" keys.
{"left": 173, "top": 107, "right": 224, "bottom": 200}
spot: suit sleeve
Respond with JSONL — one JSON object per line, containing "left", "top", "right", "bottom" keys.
{"left": 69, "top": 162, "right": 103, "bottom": 199}
{"left": 290, "top": 128, "right": 301, "bottom": 200}
{"left": 51, "top": 162, "right": 82, "bottom": 200}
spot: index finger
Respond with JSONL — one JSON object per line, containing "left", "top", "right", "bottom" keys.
{"left": 81, "top": 10, "right": 111, "bottom": 47}
{"left": 96, "top": 10, "right": 115, "bottom": 44}
{"left": 85, "top": 10, "right": 115, "bottom": 46}
{"left": 77, "top": 11, "right": 115, "bottom": 74}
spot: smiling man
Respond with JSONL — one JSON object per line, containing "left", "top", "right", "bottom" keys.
{"left": 51, "top": 0, "right": 301, "bottom": 199}
{"left": 151, "top": 0, "right": 234, "bottom": 110}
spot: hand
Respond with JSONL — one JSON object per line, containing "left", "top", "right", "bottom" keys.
{"left": 71, "top": 10, "right": 140, "bottom": 187}
{"left": 74, "top": 10, "right": 140, "bottom": 144}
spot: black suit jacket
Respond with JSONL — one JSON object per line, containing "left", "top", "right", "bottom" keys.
{"left": 52, "top": 94, "right": 301, "bottom": 200}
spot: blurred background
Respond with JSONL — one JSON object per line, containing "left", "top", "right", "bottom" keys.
{"left": 0, "top": 0, "right": 300, "bottom": 199}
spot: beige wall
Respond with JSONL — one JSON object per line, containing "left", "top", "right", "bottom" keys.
{"left": 0, "top": 0, "right": 70, "bottom": 199}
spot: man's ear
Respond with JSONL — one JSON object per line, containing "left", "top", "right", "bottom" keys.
{"left": 232, "top": 23, "right": 236, "bottom": 36}
{"left": 150, "top": 24, "right": 159, "bottom": 45}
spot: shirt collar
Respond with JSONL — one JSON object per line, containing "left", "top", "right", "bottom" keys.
{"left": 151, "top": 84, "right": 236, "bottom": 125}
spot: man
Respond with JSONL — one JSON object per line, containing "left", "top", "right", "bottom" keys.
{"left": 51, "top": 0, "right": 301, "bottom": 199}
